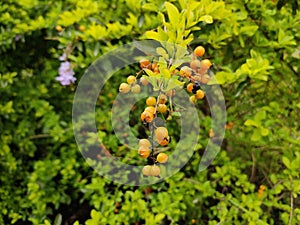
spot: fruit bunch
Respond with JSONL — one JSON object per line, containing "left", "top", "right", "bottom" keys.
{"left": 118, "top": 45, "right": 211, "bottom": 178}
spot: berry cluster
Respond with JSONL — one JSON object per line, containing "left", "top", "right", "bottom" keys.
{"left": 118, "top": 45, "right": 212, "bottom": 178}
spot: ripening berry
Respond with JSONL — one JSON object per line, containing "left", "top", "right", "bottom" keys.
{"left": 209, "top": 129, "right": 215, "bottom": 138}
{"left": 187, "top": 83, "right": 194, "bottom": 93}
{"left": 157, "top": 104, "right": 168, "bottom": 113}
{"left": 195, "top": 90, "right": 205, "bottom": 99}
{"left": 79, "top": 25, "right": 85, "bottom": 32}
{"left": 131, "top": 84, "right": 141, "bottom": 93}
{"left": 140, "top": 58, "right": 151, "bottom": 69}
{"left": 139, "top": 139, "right": 151, "bottom": 148}
{"left": 127, "top": 75, "right": 136, "bottom": 84}
{"left": 190, "top": 60, "right": 201, "bottom": 70}
{"left": 144, "top": 106, "right": 155, "bottom": 114}
{"left": 158, "top": 94, "right": 168, "bottom": 104}
{"left": 200, "top": 74, "right": 210, "bottom": 84}
{"left": 141, "top": 111, "right": 154, "bottom": 123}
{"left": 200, "top": 59, "right": 212, "bottom": 70}
{"left": 180, "top": 66, "right": 192, "bottom": 77}
{"left": 155, "top": 127, "right": 169, "bottom": 146}
{"left": 151, "top": 165, "right": 161, "bottom": 177}
{"left": 189, "top": 95, "right": 197, "bottom": 104}
{"left": 194, "top": 46, "right": 205, "bottom": 57}
{"left": 140, "top": 77, "right": 149, "bottom": 85}
{"left": 146, "top": 96, "right": 156, "bottom": 106}
{"left": 56, "top": 25, "right": 63, "bottom": 32}
{"left": 119, "top": 83, "right": 130, "bottom": 93}
{"left": 138, "top": 147, "right": 151, "bottom": 158}
{"left": 142, "top": 165, "right": 152, "bottom": 176}
{"left": 157, "top": 153, "right": 168, "bottom": 163}
{"left": 151, "top": 63, "right": 159, "bottom": 73}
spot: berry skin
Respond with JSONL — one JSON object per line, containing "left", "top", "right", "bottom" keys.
{"left": 155, "top": 127, "right": 169, "bottom": 146}
{"left": 139, "top": 139, "right": 151, "bottom": 148}
{"left": 138, "top": 147, "right": 151, "bottom": 158}
{"left": 144, "top": 106, "right": 155, "bottom": 114}
{"left": 151, "top": 165, "right": 161, "bottom": 177}
{"left": 56, "top": 25, "right": 63, "bottom": 32}
{"left": 189, "top": 95, "right": 197, "bottom": 104}
{"left": 200, "top": 74, "right": 210, "bottom": 84}
{"left": 146, "top": 96, "right": 156, "bottom": 106}
{"left": 200, "top": 59, "right": 212, "bottom": 70}
{"left": 127, "top": 75, "right": 136, "bottom": 84}
{"left": 131, "top": 84, "right": 141, "bottom": 93}
{"left": 140, "top": 58, "right": 151, "bottom": 69}
{"left": 157, "top": 153, "right": 168, "bottom": 163}
{"left": 187, "top": 83, "right": 194, "bottom": 93}
{"left": 140, "top": 111, "right": 154, "bottom": 123}
{"left": 142, "top": 165, "right": 152, "bottom": 176}
{"left": 195, "top": 90, "right": 205, "bottom": 99}
{"left": 157, "top": 104, "right": 168, "bottom": 113}
{"left": 180, "top": 66, "right": 192, "bottom": 77}
{"left": 119, "top": 83, "right": 130, "bottom": 93}
{"left": 194, "top": 46, "right": 205, "bottom": 57}
{"left": 158, "top": 94, "right": 168, "bottom": 104}
{"left": 140, "top": 77, "right": 149, "bottom": 86}
{"left": 190, "top": 60, "right": 201, "bottom": 70}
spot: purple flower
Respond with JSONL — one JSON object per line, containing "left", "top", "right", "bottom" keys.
{"left": 56, "top": 61, "right": 76, "bottom": 86}
{"left": 59, "top": 53, "right": 67, "bottom": 61}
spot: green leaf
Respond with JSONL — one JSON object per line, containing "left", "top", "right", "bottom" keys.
{"left": 254, "top": 110, "right": 266, "bottom": 122}
{"left": 244, "top": 119, "right": 259, "bottom": 127}
{"left": 199, "top": 15, "right": 213, "bottom": 24}
{"left": 163, "top": 77, "right": 184, "bottom": 92}
{"left": 251, "top": 129, "right": 261, "bottom": 142}
{"left": 282, "top": 156, "right": 291, "bottom": 169}
{"left": 165, "top": 2, "right": 180, "bottom": 26}
{"left": 260, "top": 127, "right": 269, "bottom": 136}
{"left": 54, "top": 214, "right": 62, "bottom": 225}
{"left": 154, "top": 213, "right": 165, "bottom": 223}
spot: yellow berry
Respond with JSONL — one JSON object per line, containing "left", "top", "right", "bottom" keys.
{"left": 55, "top": 25, "right": 63, "bottom": 32}
{"left": 180, "top": 66, "right": 192, "bottom": 77}
{"left": 142, "top": 165, "right": 152, "bottom": 176}
{"left": 131, "top": 84, "right": 141, "bottom": 93}
{"left": 157, "top": 153, "right": 168, "bottom": 163}
{"left": 190, "top": 59, "right": 201, "bottom": 70}
{"left": 144, "top": 106, "right": 155, "bottom": 114}
{"left": 146, "top": 96, "right": 156, "bottom": 106}
{"left": 79, "top": 25, "right": 85, "bottom": 32}
{"left": 127, "top": 75, "right": 136, "bottom": 84}
{"left": 194, "top": 46, "right": 205, "bottom": 57}
{"left": 195, "top": 90, "right": 205, "bottom": 99}
{"left": 157, "top": 104, "right": 168, "bottom": 113}
{"left": 119, "top": 83, "right": 130, "bottom": 93}
{"left": 139, "top": 139, "right": 151, "bottom": 148}
{"left": 189, "top": 95, "right": 197, "bottom": 104}
{"left": 158, "top": 93, "right": 168, "bottom": 104}
{"left": 151, "top": 165, "right": 161, "bottom": 177}
{"left": 200, "top": 74, "right": 211, "bottom": 84}
{"left": 155, "top": 127, "right": 169, "bottom": 146}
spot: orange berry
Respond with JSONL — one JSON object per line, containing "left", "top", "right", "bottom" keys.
{"left": 79, "top": 25, "right": 85, "bottom": 32}
{"left": 187, "top": 83, "right": 194, "bottom": 93}
{"left": 200, "top": 59, "right": 212, "bottom": 70}
{"left": 194, "top": 46, "right": 205, "bottom": 57}
{"left": 157, "top": 153, "right": 168, "bottom": 163}
{"left": 142, "top": 165, "right": 152, "bottom": 176}
{"left": 138, "top": 147, "right": 151, "bottom": 158}
{"left": 209, "top": 129, "right": 215, "bottom": 138}
{"left": 127, "top": 75, "right": 136, "bottom": 84}
{"left": 151, "top": 165, "right": 161, "bottom": 177}
{"left": 158, "top": 93, "right": 168, "bottom": 104}
{"left": 140, "top": 111, "right": 154, "bottom": 123}
{"left": 139, "top": 139, "right": 151, "bottom": 148}
{"left": 158, "top": 138, "right": 169, "bottom": 146}
{"left": 155, "top": 127, "right": 169, "bottom": 146}
{"left": 157, "top": 104, "right": 168, "bottom": 113}
{"left": 140, "top": 58, "right": 151, "bottom": 69}
{"left": 190, "top": 59, "right": 201, "bottom": 70}
{"left": 146, "top": 96, "right": 156, "bottom": 106}
{"left": 119, "top": 83, "right": 130, "bottom": 93}
{"left": 195, "top": 90, "right": 205, "bottom": 99}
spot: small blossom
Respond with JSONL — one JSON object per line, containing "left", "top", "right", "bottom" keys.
{"left": 59, "top": 53, "right": 67, "bottom": 61}
{"left": 56, "top": 61, "right": 76, "bottom": 86}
